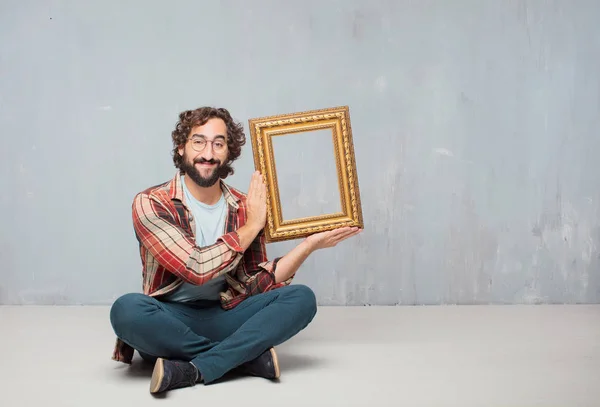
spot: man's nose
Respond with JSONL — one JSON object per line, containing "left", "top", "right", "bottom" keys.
{"left": 201, "top": 144, "right": 215, "bottom": 159}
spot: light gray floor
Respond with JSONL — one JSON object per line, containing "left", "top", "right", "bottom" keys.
{"left": 1, "top": 304, "right": 599, "bottom": 406}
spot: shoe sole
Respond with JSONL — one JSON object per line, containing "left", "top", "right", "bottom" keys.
{"left": 270, "top": 348, "right": 280, "bottom": 379}
{"left": 150, "top": 358, "right": 165, "bottom": 394}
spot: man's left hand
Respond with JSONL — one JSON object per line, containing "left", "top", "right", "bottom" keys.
{"left": 304, "top": 226, "right": 362, "bottom": 252}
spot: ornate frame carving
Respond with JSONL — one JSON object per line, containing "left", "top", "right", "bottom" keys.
{"left": 248, "top": 106, "right": 363, "bottom": 243}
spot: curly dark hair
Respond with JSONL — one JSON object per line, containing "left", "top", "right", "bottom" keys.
{"left": 171, "top": 107, "right": 246, "bottom": 178}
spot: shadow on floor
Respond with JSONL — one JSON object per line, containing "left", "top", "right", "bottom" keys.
{"left": 124, "top": 359, "right": 154, "bottom": 377}
{"left": 276, "top": 351, "right": 327, "bottom": 372}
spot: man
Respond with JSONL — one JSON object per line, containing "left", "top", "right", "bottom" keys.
{"left": 109, "top": 107, "right": 361, "bottom": 394}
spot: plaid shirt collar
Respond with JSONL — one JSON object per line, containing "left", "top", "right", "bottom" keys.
{"left": 168, "top": 171, "right": 241, "bottom": 209}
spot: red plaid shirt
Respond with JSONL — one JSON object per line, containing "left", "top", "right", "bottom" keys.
{"left": 112, "top": 171, "right": 294, "bottom": 364}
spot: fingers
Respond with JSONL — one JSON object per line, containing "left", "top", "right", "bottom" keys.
{"left": 327, "top": 227, "right": 348, "bottom": 236}
{"left": 321, "top": 227, "right": 354, "bottom": 238}
{"left": 248, "top": 172, "right": 256, "bottom": 197}
{"left": 307, "top": 226, "right": 361, "bottom": 250}
{"left": 344, "top": 228, "right": 362, "bottom": 240}
{"left": 256, "top": 172, "right": 266, "bottom": 198}
{"left": 335, "top": 229, "right": 359, "bottom": 242}
{"left": 329, "top": 227, "right": 362, "bottom": 245}
{"left": 249, "top": 171, "right": 262, "bottom": 197}
{"left": 248, "top": 171, "right": 267, "bottom": 206}
{"left": 330, "top": 226, "right": 359, "bottom": 237}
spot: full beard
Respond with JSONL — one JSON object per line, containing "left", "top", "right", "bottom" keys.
{"left": 181, "top": 157, "right": 227, "bottom": 188}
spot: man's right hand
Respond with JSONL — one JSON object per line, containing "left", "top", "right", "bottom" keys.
{"left": 245, "top": 171, "right": 267, "bottom": 232}
{"left": 236, "top": 171, "right": 267, "bottom": 252}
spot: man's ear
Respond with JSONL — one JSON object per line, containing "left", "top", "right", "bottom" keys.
{"left": 177, "top": 145, "right": 184, "bottom": 157}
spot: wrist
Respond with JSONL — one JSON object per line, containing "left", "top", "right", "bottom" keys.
{"left": 300, "top": 239, "right": 316, "bottom": 255}
{"left": 245, "top": 221, "right": 264, "bottom": 236}
{"left": 237, "top": 221, "right": 264, "bottom": 252}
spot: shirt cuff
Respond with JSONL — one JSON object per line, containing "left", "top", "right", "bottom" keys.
{"left": 257, "top": 256, "right": 281, "bottom": 274}
{"left": 218, "top": 231, "right": 243, "bottom": 253}
{"left": 259, "top": 257, "right": 294, "bottom": 285}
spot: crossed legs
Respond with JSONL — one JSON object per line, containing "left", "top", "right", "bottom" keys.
{"left": 109, "top": 284, "right": 317, "bottom": 385}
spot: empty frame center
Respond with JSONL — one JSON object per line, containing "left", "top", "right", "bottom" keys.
{"left": 270, "top": 128, "right": 342, "bottom": 221}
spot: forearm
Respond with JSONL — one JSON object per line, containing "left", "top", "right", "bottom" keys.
{"left": 273, "top": 240, "right": 315, "bottom": 283}
{"left": 236, "top": 223, "right": 263, "bottom": 252}
{"left": 181, "top": 225, "right": 260, "bottom": 283}
{"left": 180, "top": 223, "right": 260, "bottom": 283}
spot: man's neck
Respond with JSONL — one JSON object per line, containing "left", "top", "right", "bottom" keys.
{"left": 183, "top": 175, "right": 222, "bottom": 205}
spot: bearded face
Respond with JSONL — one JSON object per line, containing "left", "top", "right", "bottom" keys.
{"left": 178, "top": 118, "right": 230, "bottom": 188}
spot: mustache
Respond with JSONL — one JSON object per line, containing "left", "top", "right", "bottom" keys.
{"left": 194, "top": 158, "right": 220, "bottom": 165}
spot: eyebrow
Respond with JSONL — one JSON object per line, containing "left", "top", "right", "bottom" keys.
{"left": 190, "top": 134, "right": 226, "bottom": 140}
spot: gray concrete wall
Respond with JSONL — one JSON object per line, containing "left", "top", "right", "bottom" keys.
{"left": 1, "top": 0, "right": 599, "bottom": 305}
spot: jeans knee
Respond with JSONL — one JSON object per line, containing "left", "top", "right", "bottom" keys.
{"left": 109, "top": 292, "right": 149, "bottom": 335}
{"left": 290, "top": 284, "right": 317, "bottom": 320}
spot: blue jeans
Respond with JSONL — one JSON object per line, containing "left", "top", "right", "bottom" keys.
{"left": 109, "top": 284, "right": 317, "bottom": 384}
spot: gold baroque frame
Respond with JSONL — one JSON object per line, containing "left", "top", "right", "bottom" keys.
{"left": 248, "top": 106, "right": 363, "bottom": 243}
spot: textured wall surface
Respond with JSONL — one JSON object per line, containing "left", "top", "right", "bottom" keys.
{"left": 1, "top": 0, "right": 599, "bottom": 305}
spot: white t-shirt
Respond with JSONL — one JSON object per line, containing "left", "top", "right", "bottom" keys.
{"left": 163, "top": 177, "right": 228, "bottom": 302}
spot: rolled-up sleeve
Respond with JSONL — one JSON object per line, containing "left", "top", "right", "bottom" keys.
{"left": 240, "top": 230, "right": 295, "bottom": 296}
